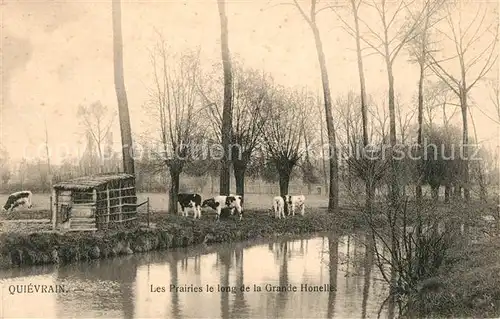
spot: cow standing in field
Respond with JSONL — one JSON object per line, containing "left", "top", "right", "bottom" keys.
{"left": 2, "top": 191, "right": 33, "bottom": 213}
{"left": 282, "top": 195, "right": 306, "bottom": 217}
{"left": 202, "top": 195, "right": 243, "bottom": 220}
{"left": 273, "top": 196, "right": 285, "bottom": 219}
{"left": 286, "top": 195, "right": 306, "bottom": 216}
{"left": 177, "top": 193, "right": 202, "bottom": 219}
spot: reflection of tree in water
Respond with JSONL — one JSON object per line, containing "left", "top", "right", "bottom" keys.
{"left": 345, "top": 235, "right": 363, "bottom": 302}
{"left": 169, "top": 251, "right": 182, "bottom": 319}
{"left": 179, "top": 254, "right": 200, "bottom": 274}
{"left": 55, "top": 255, "right": 137, "bottom": 318}
{"left": 327, "top": 234, "right": 339, "bottom": 319}
{"left": 345, "top": 235, "right": 351, "bottom": 292}
{"left": 217, "top": 247, "right": 232, "bottom": 319}
{"left": 231, "top": 245, "right": 249, "bottom": 319}
{"left": 276, "top": 241, "right": 289, "bottom": 317}
{"left": 361, "top": 233, "right": 374, "bottom": 319}
{"left": 266, "top": 240, "right": 290, "bottom": 318}
{"left": 288, "top": 239, "right": 308, "bottom": 257}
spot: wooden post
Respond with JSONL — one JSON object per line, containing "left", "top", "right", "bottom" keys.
{"left": 118, "top": 184, "right": 123, "bottom": 222}
{"left": 93, "top": 189, "right": 98, "bottom": 229}
{"left": 52, "top": 189, "right": 58, "bottom": 231}
{"left": 147, "top": 197, "right": 150, "bottom": 228}
{"left": 106, "top": 185, "right": 111, "bottom": 225}
{"left": 50, "top": 192, "right": 55, "bottom": 230}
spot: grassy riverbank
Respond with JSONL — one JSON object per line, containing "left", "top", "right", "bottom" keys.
{"left": 0, "top": 209, "right": 367, "bottom": 269}
{"left": 416, "top": 236, "right": 500, "bottom": 318}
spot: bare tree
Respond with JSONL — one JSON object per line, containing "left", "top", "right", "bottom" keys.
{"left": 406, "top": 0, "right": 444, "bottom": 202}
{"left": 217, "top": 0, "right": 234, "bottom": 196}
{"left": 77, "top": 101, "right": 116, "bottom": 173}
{"left": 349, "top": 0, "right": 437, "bottom": 206}
{"left": 427, "top": 2, "right": 498, "bottom": 202}
{"left": 291, "top": 0, "right": 339, "bottom": 213}
{"left": 263, "top": 86, "right": 305, "bottom": 196}
{"left": 112, "top": 0, "right": 135, "bottom": 175}
{"left": 315, "top": 93, "right": 328, "bottom": 188}
{"left": 421, "top": 80, "right": 457, "bottom": 129}
{"left": 488, "top": 78, "right": 500, "bottom": 199}
{"left": 295, "top": 88, "right": 322, "bottom": 194}
{"left": 330, "top": 0, "right": 374, "bottom": 210}
{"left": 200, "top": 62, "right": 271, "bottom": 199}
{"left": 145, "top": 41, "right": 204, "bottom": 214}
{"left": 336, "top": 91, "right": 362, "bottom": 192}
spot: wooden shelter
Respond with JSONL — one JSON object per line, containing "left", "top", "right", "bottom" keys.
{"left": 51, "top": 173, "right": 138, "bottom": 232}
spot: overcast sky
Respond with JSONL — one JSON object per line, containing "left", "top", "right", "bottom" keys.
{"left": 1, "top": 0, "right": 498, "bottom": 165}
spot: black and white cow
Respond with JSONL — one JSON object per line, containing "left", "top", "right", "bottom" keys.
{"left": 2, "top": 191, "right": 33, "bottom": 213}
{"left": 282, "top": 195, "right": 306, "bottom": 217}
{"left": 177, "top": 193, "right": 202, "bottom": 219}
{"left": 202, "top": 195, "right": 243, "bottom": 220}
{"left": 273, "top": 196, "right": 285, "bottom": 219}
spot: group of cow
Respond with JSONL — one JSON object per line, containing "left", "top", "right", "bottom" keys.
{"left": 1, "top": 190, "right": 307, "bottom": 221}
{"left": 177, "top": 193, "right": 306, "bottom": 220}
{"left": 177, "top": 193, "right": 244, "bottom": 220}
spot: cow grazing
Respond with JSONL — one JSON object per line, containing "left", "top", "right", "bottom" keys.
{"left": 2, "top": 191, "right": 33, "bottom": 213}
{"left": 273, "top": 196, "right": 285, "bottom": 219}
{"left": 177, "top": 193, "right": 202, "bottom": 219}
{"left": 282, "top": 195, "right": 306, "bottom": 216}
{"left": 202, "top": 195, "right": 243, "bottom": 220}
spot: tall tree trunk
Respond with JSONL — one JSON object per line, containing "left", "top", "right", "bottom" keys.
{"left": 217, "top": 0, "right": 233, "bottom": 196}
{"left": 233, "top": 161, "right": 246, "bottom": 198}
{"left": 385, "top": 57, "right": 400, "bottom": 207}
{"left": 345, "top": 117, "right": 353, "bottom": 192}
{"left": 168, "top": 167, "right": 181, "bottom": 215}
{"left": 311, "top": 24, "right": 339, "bottom": 214}
{"left": 460, "top": 90, "right": 470, "bottom": 202}
{"left": 278, "top": 167, "right": 291, "bottom": 197}
{"left": 112, "top": 0, "right": 135, "bottom": 175}
{"left": 350, "top": 0, "right": 372, "bottom": 212}
{"left": 317, "top": 98, "right": 328, "bottom": 191}
{"left": 416, "top": 62, "right": 425, "bottom": 202}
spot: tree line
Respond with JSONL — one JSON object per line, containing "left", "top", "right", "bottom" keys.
{"left": 1, "top": 0, "right": 498, "bottom": 215}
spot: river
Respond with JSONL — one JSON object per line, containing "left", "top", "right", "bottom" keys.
{"left": 0, "top": 233, "right": 391, "bottom": 318}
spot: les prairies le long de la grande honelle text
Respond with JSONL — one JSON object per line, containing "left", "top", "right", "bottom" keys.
{"left": 151, "top": 283, "right": 335, "bottom": 293}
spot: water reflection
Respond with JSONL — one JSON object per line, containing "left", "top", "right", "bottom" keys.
{"left": 0, "top": 233, "right": 390, "bottom": 318}
{"left": 327, "top": 234, "right": 339, "bottom": 319}
{"left": 361, "top": 234, "right": 374, "bottom": 319}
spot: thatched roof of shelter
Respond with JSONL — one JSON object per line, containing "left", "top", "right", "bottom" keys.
{"left": 53, "top": 173, "right": 135, "bottom": 191}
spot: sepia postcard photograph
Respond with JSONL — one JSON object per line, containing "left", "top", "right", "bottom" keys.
{"left": 0, "top": 0, "right": 499, "bottom": 318}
